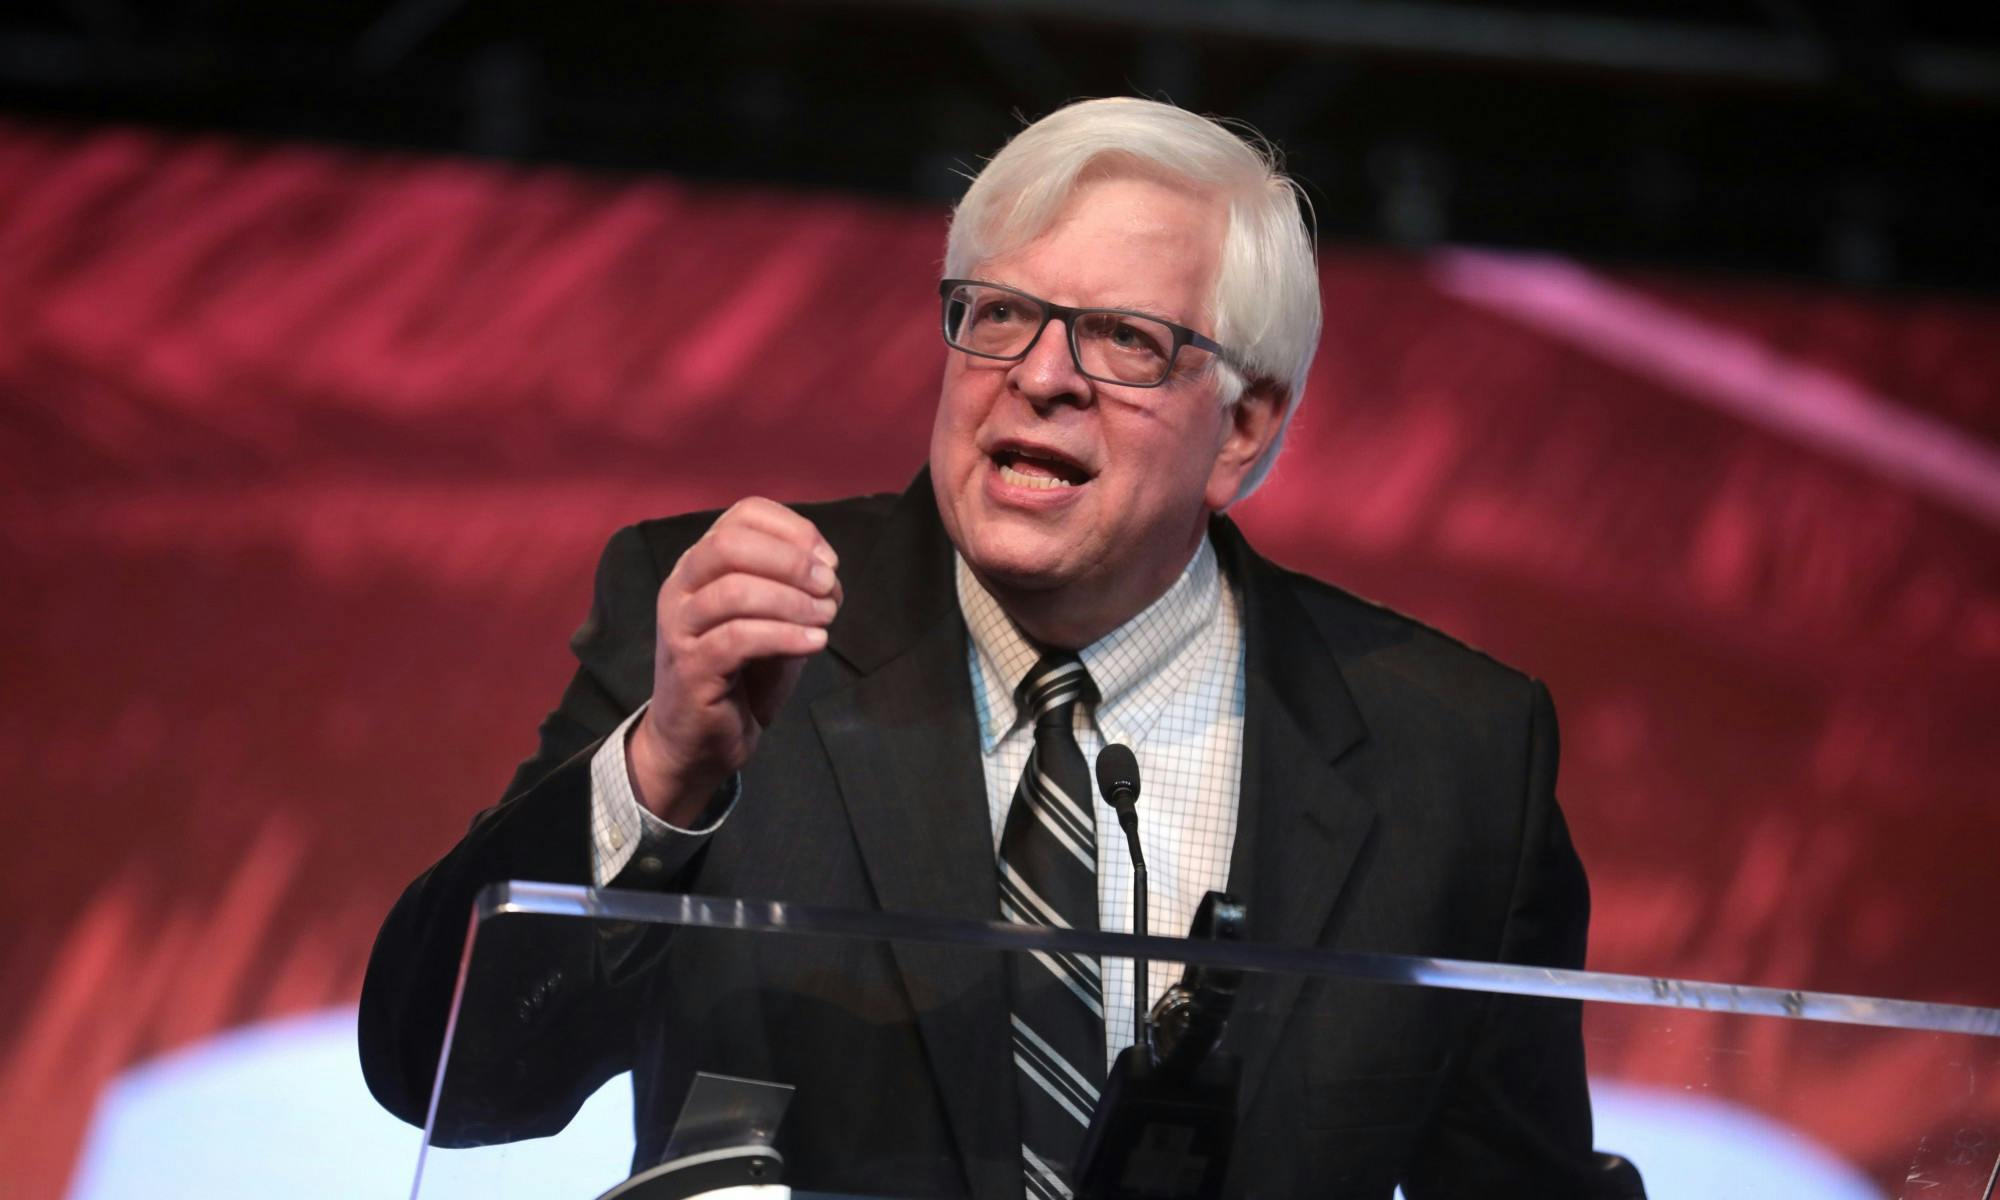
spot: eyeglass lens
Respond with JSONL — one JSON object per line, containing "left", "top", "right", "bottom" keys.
{"left": 943, "top": 283, "right": 1179, "bottom": 386}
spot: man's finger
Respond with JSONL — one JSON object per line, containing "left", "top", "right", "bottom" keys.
{"left": 717, "top": 498, "right": 838, "bottom": 568}
{"left": 673, "top": 521, "right": 839, "bottom": 598}
{"left": 679, "top": 573, "right": 838, "bottom": 638}
{"left": 692, "top": 617, "right": 829, "bottom": 675}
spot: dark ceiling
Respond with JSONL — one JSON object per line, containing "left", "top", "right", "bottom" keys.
{"left": 4, "top": 0, "right": 1996, "bottom": 291}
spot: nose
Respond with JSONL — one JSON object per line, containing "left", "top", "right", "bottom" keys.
{"left": 1006, "top": 317, "right": 1093, "bottom": 411}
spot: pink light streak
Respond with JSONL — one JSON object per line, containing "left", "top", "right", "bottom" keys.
{"left": 1432, "top": 249, "right": 2000, "bottom": 529}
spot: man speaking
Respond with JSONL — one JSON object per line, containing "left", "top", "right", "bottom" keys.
{"left": 361, "top": 97, "right": 1613, "bottom": 1198}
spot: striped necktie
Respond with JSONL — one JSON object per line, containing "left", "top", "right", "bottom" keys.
{"left": 999, "top": 652, "right": 1104, "bottom": 1199}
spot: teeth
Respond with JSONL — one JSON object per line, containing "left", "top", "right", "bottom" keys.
{"left": 1000, "top": 463, "right": 1076, "bottom": 490}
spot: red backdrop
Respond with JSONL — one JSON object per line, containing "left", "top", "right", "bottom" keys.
{"left": 2, "top": 118, "right": 1996, "bottom": 1197}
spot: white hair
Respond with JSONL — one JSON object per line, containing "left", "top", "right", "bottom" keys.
{"left": 944, "top": 96, "right": 1321, "bottom": 500}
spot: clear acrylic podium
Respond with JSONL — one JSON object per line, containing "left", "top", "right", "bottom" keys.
{"left": 409, "top": 883, "right": 2000, "bottom": 1200}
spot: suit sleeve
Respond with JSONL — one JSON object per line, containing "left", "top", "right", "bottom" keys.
{"left": 356, "top": 523, "right": 714, "bottom": 1138}
{"left": 1404, "top": 680, "right": 1639, "bottom": 1198}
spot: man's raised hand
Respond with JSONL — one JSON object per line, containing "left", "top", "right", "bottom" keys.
{"left": 626, "top": 498, "right": 841, "bottom": 825}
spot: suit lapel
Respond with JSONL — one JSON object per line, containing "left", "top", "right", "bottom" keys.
{"left": 1214, "top": 520, "right": 1379, "bottom": 1110}
{"left": 808, "top": 472, "right": 1020, "bottom": 1200}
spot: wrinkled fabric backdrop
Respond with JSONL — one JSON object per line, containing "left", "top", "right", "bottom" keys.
{"left": 1, "top": 118, "right": 1996, "bottom": 1197}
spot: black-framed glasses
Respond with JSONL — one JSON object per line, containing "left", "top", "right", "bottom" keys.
{"left": 938, "top": 278, "right": 1243, "bottom": 388}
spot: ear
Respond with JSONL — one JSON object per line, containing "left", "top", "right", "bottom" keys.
{"left": 1204, "top": 379, "right": 1288, "bottom": 510}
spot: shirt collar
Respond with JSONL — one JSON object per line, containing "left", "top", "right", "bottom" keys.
{"left": 957, "top": 539, "right": 1222, "bottom": 752}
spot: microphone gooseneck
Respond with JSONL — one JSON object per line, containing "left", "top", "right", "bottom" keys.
{"left": 1095, "top": 742, "right": 1149, "bottom": 1050}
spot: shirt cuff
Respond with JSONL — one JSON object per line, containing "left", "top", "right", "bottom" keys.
{"left": 588, "top": 705, "right": 741, "bottom": 886}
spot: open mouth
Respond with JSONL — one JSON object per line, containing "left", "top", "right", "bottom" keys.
{"left": 993, "top": 447, "right": 1091, "bottom": 491}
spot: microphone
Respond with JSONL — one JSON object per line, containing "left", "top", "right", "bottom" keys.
{"left": 1095, "top": 744, "right": 1147, "bottom": 1046}
{"left": 1095, "top": 743, "right": 1144, "bottom": 865}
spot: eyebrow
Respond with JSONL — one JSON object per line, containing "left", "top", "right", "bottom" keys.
{"left": 978, "top": 280, "right": 1189, "bottom": 328}
{"left": 1094, "top": 300, "right": 1185, "bottom": 325}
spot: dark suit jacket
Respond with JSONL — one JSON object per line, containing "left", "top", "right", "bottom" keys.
{"left": 359, "top": 470, "right": 1609, "bottom": 1199}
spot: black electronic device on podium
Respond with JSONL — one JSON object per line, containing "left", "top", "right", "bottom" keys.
{"left": 1071, "top": 891, "right": 1246, "bottom": 1200}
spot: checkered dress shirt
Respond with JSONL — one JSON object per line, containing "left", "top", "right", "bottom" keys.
{"left": 958, "top": 541, "right": 1243, "bottom": 1068}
